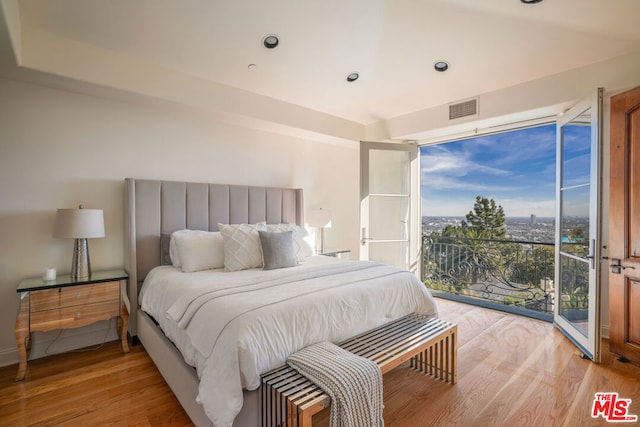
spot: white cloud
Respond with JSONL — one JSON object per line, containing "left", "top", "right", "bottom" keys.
{"left": 420, "top": 125, "right": 558, "bottom": 218}
{"left": 421, "top": 145, "right": 509, "bottom": 179}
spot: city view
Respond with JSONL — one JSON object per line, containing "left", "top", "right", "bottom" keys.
{"left": 422, "top": 215, "right": 556, "bottom": 243}
{"left": 419, "top": 123, "right": 591, "bottom": 318}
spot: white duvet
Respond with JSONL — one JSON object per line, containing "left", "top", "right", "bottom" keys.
{"left": 140, "top": 256, "right": 438, "bottom": 427}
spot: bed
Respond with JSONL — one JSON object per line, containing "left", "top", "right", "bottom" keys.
{"left": 124, "top": 178, "right": 438, "bottom": 427}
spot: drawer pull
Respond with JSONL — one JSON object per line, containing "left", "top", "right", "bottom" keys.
{"left": 77, "top": 293, "right": 81, "bottom": 299}
{"left": 75, "top": 312, "right": 81, "bottom": 319}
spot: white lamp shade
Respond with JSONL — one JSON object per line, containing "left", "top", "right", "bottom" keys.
{"left": 54, "top": 208, "right": 105, "bottom": 239}
{"left": 307, "top": 208, "right": 332, "bottom": 228}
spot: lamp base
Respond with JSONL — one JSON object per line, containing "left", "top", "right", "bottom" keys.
{"left": 320, "top": 228, "right": 326, "bottom": 254}
{"left": 71, "top": 238, "right": 91, "bottom": 281}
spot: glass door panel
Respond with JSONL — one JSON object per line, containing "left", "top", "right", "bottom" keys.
{"left": 369, "top": 195, "right": 409, "bottom": 240}
{"left": 361, "top": 142, "right": 418, "bottom": 271}
{"left": 559, "top": 255, "right": 590, "bottom": 337}
{"left": 560, "top": 186, "right": 590, "bottom": 256}
{"left": 554, "top": 89, "right": 602, "bottom": 361}
{"left": 369, "top": 149, "right": 410, "bottom": 194}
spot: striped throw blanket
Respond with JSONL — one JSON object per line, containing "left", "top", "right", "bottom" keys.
{"left": 287, "top": 341, "right": 384, "bottom": 427}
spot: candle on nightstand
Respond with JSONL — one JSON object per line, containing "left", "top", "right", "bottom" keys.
{"left": 44, "top": 267, "right": 56, "bottom": 282}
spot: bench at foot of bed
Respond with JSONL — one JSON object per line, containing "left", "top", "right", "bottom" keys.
{"left": 260, "top": 314, "right": 457, "bottom": 427}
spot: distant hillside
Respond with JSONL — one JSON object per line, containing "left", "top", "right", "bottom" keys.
{"left": 422, "top": 216, "right": 556, "bottom": 243}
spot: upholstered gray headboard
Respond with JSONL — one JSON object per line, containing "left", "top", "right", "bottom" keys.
{"left": 124, "top": 178, "right": 304, "bottom": 336}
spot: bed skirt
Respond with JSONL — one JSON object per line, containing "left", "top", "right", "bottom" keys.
{"left": 137, "top": 310, "right": 260, "bottom": 427}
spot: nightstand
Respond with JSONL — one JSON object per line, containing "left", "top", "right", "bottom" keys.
{"left": 14, "top": 269, "right": 130, "bottom": 381}
{"left": 319, "top": 249, "right": 351, "bottom": 260}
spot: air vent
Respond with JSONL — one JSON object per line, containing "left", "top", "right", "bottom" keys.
{"left": 449, "top": 98, "right": 478, "bottom": 120}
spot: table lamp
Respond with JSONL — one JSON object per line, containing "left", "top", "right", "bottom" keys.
{"left": 307, "top": 208, "right": 332, "bottom": 254}
{"left": 54, "top": 205, "right": 105, "bottom": 280}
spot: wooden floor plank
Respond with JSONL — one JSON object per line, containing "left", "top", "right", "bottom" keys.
{"left": 0, "top": 341, "right": 192, "bottom": 426}
{"left": 1, "top": 298, "right": 639, "bottom": 426}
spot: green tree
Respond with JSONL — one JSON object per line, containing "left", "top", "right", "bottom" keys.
{"left": 441, "top": 222, "right": 468, "bottom": 239}
{"left": 433, "top": 197, "right": 507, "bottom": 286}
{"left": 509, "top": 245, "right": 555, "bottom": 287}
{"left": 464, "top": 196, "right": 506, "bottom": 239}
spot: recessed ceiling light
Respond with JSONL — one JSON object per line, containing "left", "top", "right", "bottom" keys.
{"left": 434, "top": 61, "right": 449, "bottom": 72}
{"left": 521, "top": 0, "right": 543, "bottom": 3}
{"left": 346, "top": 72, "right": 359, "bottom": 82}
{"left": 262, "top": 35, "right": 279, "bottom": 49}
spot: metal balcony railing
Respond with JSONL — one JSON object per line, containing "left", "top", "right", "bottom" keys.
{"left": 422, "top": 236, "right": 556, "bottom": 320}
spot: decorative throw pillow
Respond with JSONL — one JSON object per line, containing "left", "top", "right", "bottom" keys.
{"left": 266, "top": 223, "right": 315, "bottom": 261}
{"left": 172, "top": 229, "right": 225, "bottom": 272}
{"left": 160, "top": 233, "right": 172, "bottom": 265}
{"left": 258, "top": 231, "right": 298, "bottom": 270}
{"left": 218, "top": 222, "right": 267, "bottom": 271}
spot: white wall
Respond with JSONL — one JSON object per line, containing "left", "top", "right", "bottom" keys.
{"left": 0, "top": 76, "right": 360, "bottom": 366}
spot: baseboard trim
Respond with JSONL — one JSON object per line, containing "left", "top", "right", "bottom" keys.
{"left": 0, "top": 346, "right": 18, "bottom": 368}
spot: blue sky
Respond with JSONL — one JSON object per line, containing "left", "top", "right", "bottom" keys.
{"left": 420, "top": 124, "right": 560, "bottom": 218}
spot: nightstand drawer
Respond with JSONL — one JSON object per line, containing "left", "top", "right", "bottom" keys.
{"left": 15, "top": 269, "right": 130, "bottom": 381}
{"left": 30, "top": 281, "right": 120, "bottom": 312}
{"left": 30, "top": 300, "right": 120, "bottom": 332}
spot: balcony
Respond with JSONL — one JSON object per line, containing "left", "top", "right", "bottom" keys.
{"left": 422, "top": 235, "right": 556, "bottom": 321}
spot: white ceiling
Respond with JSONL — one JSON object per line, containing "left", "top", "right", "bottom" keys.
{"left": 4, "top": 0, "right": 640, "bottom": 126}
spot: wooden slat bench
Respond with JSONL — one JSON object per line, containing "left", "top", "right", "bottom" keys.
{"left": 260, "top": 314, "right": 457, "bottom": 427}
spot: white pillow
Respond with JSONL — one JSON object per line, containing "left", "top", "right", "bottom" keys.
{"left": 171, "top": 229, "right": 225, "bottom": 273}
{"left": 169, "top": 234, "right": 182, "bottom": 267}
{"left": 266, "top": 223, "right": 315, "bottom": 260}
{"left": 218, "top": 222, "right": 267, "bottom": 271}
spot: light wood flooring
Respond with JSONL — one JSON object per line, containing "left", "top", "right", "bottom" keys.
{"left": 1, "top": 298, "right": 638, "bottom": 426}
